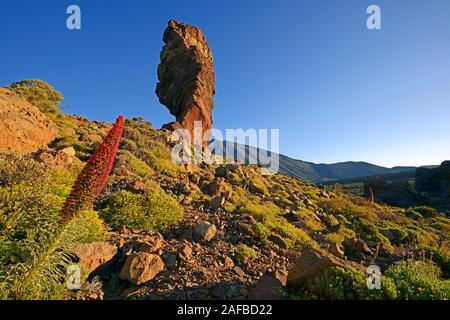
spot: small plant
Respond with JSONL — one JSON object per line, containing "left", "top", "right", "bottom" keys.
{"left": 252, "top": 222, "right": 271, "bottom": 240}
{"left": 413, "top": 206, "right": 438, "bottom": 218}
{"left": 236, "top": 244, "right": 258, "bottom": 264}
{"left": 102, "top": 187, "right": 183, "bottom": 232}
{"left": 385, "top": 260, "right": 450, "bottom": 300}
{"left": 302, "top": 266, "right": 398, "bottom": 300}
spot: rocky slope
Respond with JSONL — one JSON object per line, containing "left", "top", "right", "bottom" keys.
{"left": 0, "top": 88, "right": 59, "bottom": 154}
{"left": 0, "top": 108, "right": 449, "bottom": 300}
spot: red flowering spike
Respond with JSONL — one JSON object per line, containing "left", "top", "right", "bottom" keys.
{"left": 61, "top": 115, "right": 124, "bottom": 224}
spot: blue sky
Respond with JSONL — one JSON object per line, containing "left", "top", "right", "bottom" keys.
{"left": 1, "top": 0, "right": 449, "bottom": 167}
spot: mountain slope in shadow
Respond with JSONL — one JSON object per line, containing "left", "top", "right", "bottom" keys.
{"left": 210, "top": 140, "right": 416, "bottom": 184}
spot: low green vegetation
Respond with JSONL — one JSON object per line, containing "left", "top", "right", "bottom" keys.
{"left": 237, "top": 197, "right": 317, "bottom": 249}
{"left": 385, "top": 260, "right": 450, "bottom": 300}
{"left": 9, "top": 79, "right": 63, "bottom": 116}
{"left": 301, "top": 266, "right": 398, "bottom": 300}
{"left": 101, "top": 187, "right": 183, "bottom": 232}
{"left": 0, "top": 153, "right": 106, "bottom": 299}
{"left": 236, "top": 244, "right": 258, "bottom": 264}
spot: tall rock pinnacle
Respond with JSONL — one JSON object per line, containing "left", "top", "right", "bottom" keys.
{"left": 156, "top": 20, "right": 215, "bottom": 147}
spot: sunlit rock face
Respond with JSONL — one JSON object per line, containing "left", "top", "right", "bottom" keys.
{"left": 156, "top": 20, "right": 215, "bottom": 147}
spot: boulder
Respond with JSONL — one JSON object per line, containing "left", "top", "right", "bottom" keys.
{"left": 192, "top": 222, "right": 217, "bottom": 242}
{"left": 268, "top": 234, "right": 288, "bottom": 249}
{"left": 287, "top": 247, "right": 351, "bottom": 289}
{"left": 178, "top": 243, "right": 192, "bottom": 260}
{"left": 119, "top": 252, "right": 165, "bottom": 285}
{"left": 155, "top": 20, "right": 215, "bottom": 147}
{"left": 248, "top": 272, "right": 286, "bottom": 300}
{"left": 210, "top": 195, "right": 225, "bottom": 210}
{"left": 72, "top": 242, "right": 117, "bottom": 273}
{"left": 34, "top": 146, "right": 81, "bottom": 169}
{"left": 208, "top": 178, "right": 227, "bottom": 196}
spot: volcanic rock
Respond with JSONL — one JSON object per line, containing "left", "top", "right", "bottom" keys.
{"left": 71, "top": 242, "right": 118, "bottom": 273}
{"left": 0, "top": 88, "right": 59, "bottom": 154}
{"left": 192, "top": 222, "right": 217, "bottom": 242}
{"left": 119, "top": 252, "right": 164, "bottom": 285}
{"left": 287, "top": 247, "right": 351, "bottom": 289}
{"left": 155, "top": 20, "right": 215, "bottom": 147}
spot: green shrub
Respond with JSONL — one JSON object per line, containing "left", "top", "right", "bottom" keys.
{"left": 0, "top": 153, "right": 46, "bottom": 187}
{"left": 302, "top": 266, "right": 397, "bottom": 300}
{"left": 73, "top": 210, "right": 107, "bottom": 243}
{"left": 117, "top": 150, "right": 153, "bottom": 179}
{"left": 10, "top": 80, "right": 63, "bottom": 115}
{"left": 236, "top": 244, "right": 258, "bottom": 264}
{"left": 385, "top": 260, "right": 450, "bottom": 299}
{"left": 404, "top": 208, "right": 423, "bottom": 220}
{"left": 420, "top": 247, "right": 450, "bottom": 278}
{"left": 238, "top": 200, "right": 317, "bottom": 249}
{"left": 252, "top": 222, "right": 271, "bottom": 240}
{"left": 413, "top": 206, "right": 438, "bottom": 218}
{"left": 102, "top": 188, "right": 183, "bottom": 232}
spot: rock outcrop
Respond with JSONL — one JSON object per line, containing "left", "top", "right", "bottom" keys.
{"left": 0, "top": 88, "right": 59, "bottom": 154}
{"left": 156, "top": 20, "right": 215, "bottom": 147}
{"left": 72, "top": 242, "right": 118, "bottom": 273}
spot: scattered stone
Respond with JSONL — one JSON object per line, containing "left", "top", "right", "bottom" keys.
{"left": 208, "top": 178, "right": 227, "bottom": 196}
{"left": 119, "top": 252, "right": 164, "bottom": 285}
{"left": 210, "top": 195, "right": 225, "bottom": 210}
{"left": 233, "top": 266, "right": 246, "bottom": 278}
{"left": 248, "top": 274, "right": 285, "bottom": 300}
{"left": 215, "top": 166, "right": 229, "bottom": 178}
{"left": 223, "top": 256, "right": 235, "bottom": 268}
{"left": 268, "top": 234, "right": 288, "bottom": 249}
{"left": 178, "top": 244, "right": 192, "bottom": 260}
{"left": 179, "top": 227, "right": 194, "bottom": 242}
{"left": 192, "top": 222, "right": 217, "bottom": 242}
{"left": 72, "top": 242, "right": 117, "bottom": 273}
{"left": 165, "top": 253, "right": 178, "bottom": 270}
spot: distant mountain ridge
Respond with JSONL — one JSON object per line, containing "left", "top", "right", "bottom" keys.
{"left": 210, "top": 140, "right": 417, "bottom": 184}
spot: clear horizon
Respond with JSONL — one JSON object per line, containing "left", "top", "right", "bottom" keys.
{"left": 1, "top": 0, "right": 449, "bottom": 168}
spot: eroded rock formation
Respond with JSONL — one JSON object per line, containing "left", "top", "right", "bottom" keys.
{"left": 156, "top": 20, "right": 215, "bottom": 147}
{"left": 0, "top": 88, "right": 59, "bottom": 154}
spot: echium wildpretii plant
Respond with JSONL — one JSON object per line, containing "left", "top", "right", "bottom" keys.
{"left": 5, "top": 115, "right": 124, "bottom": 299}
{"left": 61, "top": 115, "right": 124, "bottom": 223}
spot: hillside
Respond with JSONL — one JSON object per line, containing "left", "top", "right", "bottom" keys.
{"left": 211, "top": 141, "right": 416, "bottom": 183}
{"left": 0, "top": 84, "right": 449, "bottom": 300}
